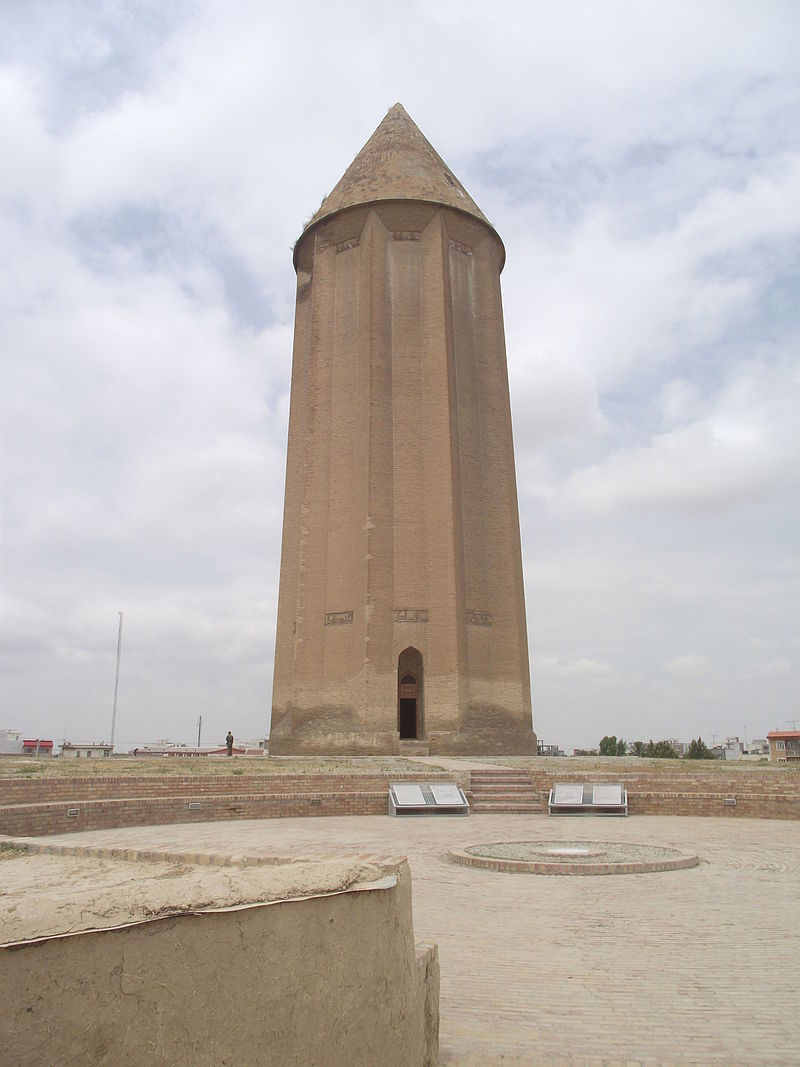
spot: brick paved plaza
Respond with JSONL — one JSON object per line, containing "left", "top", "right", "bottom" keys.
{"left": 32, "top": 812, "right": 799, "bottom": 1066}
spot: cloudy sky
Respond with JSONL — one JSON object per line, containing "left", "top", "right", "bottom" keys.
{"left": 2, "top": 1, "right": 798, "bottom": 753}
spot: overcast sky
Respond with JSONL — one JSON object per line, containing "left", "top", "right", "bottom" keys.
{"left": 1, "top": 1, "right": 798, "bottom": 753}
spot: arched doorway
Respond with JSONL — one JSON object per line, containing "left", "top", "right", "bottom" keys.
{"left": 397, "top": 647, "right": 423, "bottom": 739}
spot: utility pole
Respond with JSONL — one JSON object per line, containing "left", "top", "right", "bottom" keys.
{"left": 197, "top": 715, "right": 202, "bottom": 748}
{"left": 110, "top": 612, "right": 123, "bottom": 751}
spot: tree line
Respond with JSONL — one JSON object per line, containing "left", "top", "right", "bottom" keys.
{"left": 598, "top": 736, "right": 716, "bottom": 759}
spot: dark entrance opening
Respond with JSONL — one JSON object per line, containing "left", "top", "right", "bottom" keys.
{"left": 397, "top": 648, "right": 423, "bottom": 740}
{"left": 399, "top": 696, "right": 417, "bottom": 738}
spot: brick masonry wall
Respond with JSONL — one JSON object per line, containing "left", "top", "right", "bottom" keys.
{"left": 0, "top": 773, "right": 454, "bottom": 837}
{"left": 0, "top": 791, "right": 389, "bottom": 837}
{"left": 527, "top": 768, "right": 800, "bottom": 821}
{"left": 0, "top": 772, "right": 452, "bottom": 805}
{"left": 3, "top": 768, "right": 799, "bottom": 837}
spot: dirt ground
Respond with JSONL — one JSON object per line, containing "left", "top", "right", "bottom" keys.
{"left": 2, "top": 751, "right": 795, "bottom": 781}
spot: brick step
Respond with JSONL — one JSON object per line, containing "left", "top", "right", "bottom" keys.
{"left": 468, "top": 767, "right": 539, "bottom": 813}
{"left": 470, "top": 778, "right": 534, "bottom": 789}
{"left": 469, "top": 789, "right": 538, "bottom": 800}
{"left": 469, "top": 776, "right": 533, "bottom": 785}
{"left": 471, "top": 802, "right": 542, "bottom": 813}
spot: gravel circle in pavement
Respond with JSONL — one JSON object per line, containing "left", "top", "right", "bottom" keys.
{"left": 450, "top": 839, "right": 700, "bottom": 875}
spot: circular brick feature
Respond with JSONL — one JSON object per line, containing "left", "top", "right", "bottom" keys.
{"left": 448, "top": 840, "right": 700, "bottom": 875}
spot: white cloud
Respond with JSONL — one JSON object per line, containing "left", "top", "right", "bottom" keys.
{"left": 665, "top": 653, "right": 711, "bottom": 676}
{"left": 1, "top": 0, "right": 799, "bottom": 752}
{"left": 554, "top": 352, "right": 800, "bottom": 513}
{"left": 536, "top": 656, "right": 614, "bottom": 679}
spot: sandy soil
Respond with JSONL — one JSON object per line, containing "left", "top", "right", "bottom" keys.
{"left": 0, "top": 849, "right": 385, "bottom": 945}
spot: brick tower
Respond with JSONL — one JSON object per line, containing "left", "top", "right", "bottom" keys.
{"left": 269, "top": 104, "right": 536, "bottom": 755}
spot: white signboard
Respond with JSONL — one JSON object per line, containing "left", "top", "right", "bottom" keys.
{"left": 553, "top": 784, "right": 585, "bottom": 806}
{"left": 430, "top": 783, "right": 464, "bottom": 806}
{"left": 591, "top": 784, "right": 623, "bottom": 806}
{"left": 391, "top": 783, "right": 426, "bottom": 806}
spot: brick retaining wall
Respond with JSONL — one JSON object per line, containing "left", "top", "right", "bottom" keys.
{"left": 528, "top": 769, "right": 800, "bottom": 820}
{"left": 0, "top": 772, "right": 450, "bottom": 805}
{"left": 0, "top": 773, "right": 451, "bottom": 837}
{"left": 2, "top": 767, "right": 798, "bottom": 836}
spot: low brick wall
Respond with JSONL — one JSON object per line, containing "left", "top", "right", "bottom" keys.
{"left": 0, "top": 772, "right": 449, "bottom": 805}
{"left": 0, "top": 773, "right": 451, "bottom": 837}
{"left": 527, "top": 769, "right": 800, "bottom": 820}
{"left": 3, "top": 767, "right": 798, "bottom": 836}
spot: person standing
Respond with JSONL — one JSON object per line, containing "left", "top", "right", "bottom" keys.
{"left": 225, "top": 731, "right": 234, "bottom": 756}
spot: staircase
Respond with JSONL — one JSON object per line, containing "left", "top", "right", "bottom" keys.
{"left": 468, "top": 767, "right": 542, "bottom": 814}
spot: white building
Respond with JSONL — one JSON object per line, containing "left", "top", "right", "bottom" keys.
{"left": 60, "top": 743, "right": 113, "bottom": 759}
{"left": 0, "top": 730, "right": 23, "bottom": 754}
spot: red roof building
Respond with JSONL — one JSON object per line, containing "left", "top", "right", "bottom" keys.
{"left": 767, "top": 730, "right": 800, "bottom": 763}
{"left": 21, "top": 739, "right": 54, "bottom": 756}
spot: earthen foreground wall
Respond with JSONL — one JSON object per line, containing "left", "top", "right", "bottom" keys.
{"left": 1, "top": 862, "right": 439, "bottom": 1067}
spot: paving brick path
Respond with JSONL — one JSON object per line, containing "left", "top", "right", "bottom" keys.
{"left": 36, "top": 814, "right": 800, "bottom": 1066}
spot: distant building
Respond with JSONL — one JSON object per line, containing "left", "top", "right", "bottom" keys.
{"left": 239, "top": 737, "right": 269, "bottom": 753}
{"left": 722, "top": 737, "right": 744, "bottom": 761}
{"left": 134, "top": 742, "right": 210, "bottom": 757}
{"left": 573, "top": 748, "right": 598, "bottom": 757}
{"left": 22, "top": 739, "right": 53, "bottom": 756}
{"left": 132, "top": 741, "right": 265, "bottom": 757}
{"left": 1, "top": 732, "right": 53, "bottom": 756}
{"left": 60, "top": 743, "right": 113, "bottom": 759}
{"left": 0, "top": 730, "right": 23, "bottom": 755}
{"left": 537, "top": 741, "right": 564, "bottom": 756}
{"left": 747, "top": 738, "right": 769, "bottom": 756}
{"left": 767, "top": 730, "right": 800, "bottom": 763}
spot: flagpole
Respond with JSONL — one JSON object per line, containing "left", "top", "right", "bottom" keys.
{"left": 110, "top": 611, "right": 123, "bottom": 751}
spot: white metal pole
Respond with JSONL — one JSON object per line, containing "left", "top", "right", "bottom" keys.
{"left": 110, "top": 612, "right": 123, "bottom": 750}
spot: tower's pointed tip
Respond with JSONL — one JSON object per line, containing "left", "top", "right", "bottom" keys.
{"left": 303, "top": 104, "right": 492, "bottom": 233}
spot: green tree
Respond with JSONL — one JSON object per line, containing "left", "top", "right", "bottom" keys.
{"left": 643, "top": 739, "right": 678, "bottom": 759}
{"left": 599, "top": 735, "right": 628, "bottom": 756}
{"left": 599, "top": 735, "right": 618, "bottom": 756}
{"left": 631, "top": 740, "right": 646, "bottom": 757}
{"left": 686, "top": 736, "right": 715, "bottom": 759}
{"left": 653, "top": 740, "right": 679, "bottom": 759}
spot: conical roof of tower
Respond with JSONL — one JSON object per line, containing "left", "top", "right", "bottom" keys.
{"left": 302, "top": 103, "right": 493, "bottom": 233}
